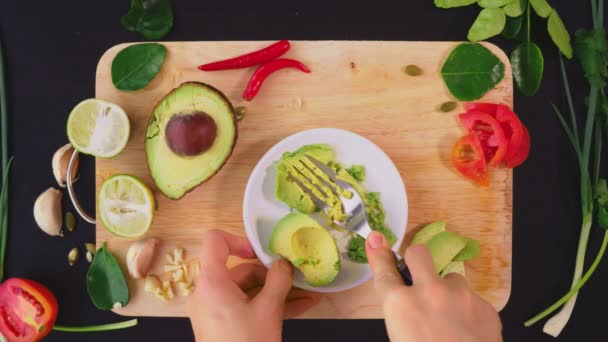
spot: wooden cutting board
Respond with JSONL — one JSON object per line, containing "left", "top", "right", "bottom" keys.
{"left": 95, "top": 41, "right": 513, "bottom": 318}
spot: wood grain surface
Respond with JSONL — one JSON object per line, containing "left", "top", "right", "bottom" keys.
{"left": 95, "top": 41, "right": 513, "bottom": 318}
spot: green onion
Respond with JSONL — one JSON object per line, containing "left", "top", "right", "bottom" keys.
{"left": 53, "top": 319, "right": 138, "bottom": 332}
{"left": 0, "top": 36, "right": 12, "bottom": 282}
{"left": 525, "top": 0, "right": 607, "bottom": 336}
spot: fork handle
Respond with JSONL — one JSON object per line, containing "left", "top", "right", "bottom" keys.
{"left": 395, "top": 254, "right": 413, "bottom": 286}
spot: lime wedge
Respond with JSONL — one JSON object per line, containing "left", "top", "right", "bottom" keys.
{"left": 99, "top": 175, "right": 154, "bottom": 238}
{"left": 67, "top": 99, "right": 130, "bottom": 158}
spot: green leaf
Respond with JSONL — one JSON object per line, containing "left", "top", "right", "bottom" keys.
{"left": 548, "top": 11, "right": 573, "bottom": 58}
{"left": 502, "top": 15, "right": 524, "bottom": 39}
{"left": 504, "top": 0, "right": 527, "bottom": 17}
{"left": 121, "top": 0, "right": 173, "bottom": 40}
{"left": 478, "top": 0, "right": 512, "bottom": 8}
{"left": 573, "top": 28, "right": 608, "bottom": 88}
{"left": 86, "top": 243, "right": 130, "bottom": 310}
{"left": 434, "top": 0, "right": 478, "bottom": 8}
{"left": 529, "top": 0, "right": 553, "bottom": 18}
{"left": 510, "top": 41, "right": 544, "bottom": 96}
{"left": 111, "top": 43, "right": 167, "bottom": 91}
{"left": 594, "top": 179, "right": 608, "bottom": 230}
{"left": 441, "top": 43, "right": 505, "bottom": 101}
{"left": 468, "top": 8, "right": 507, "bottom": 42}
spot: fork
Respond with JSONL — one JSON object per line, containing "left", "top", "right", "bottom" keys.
{"left": 287, "top": 155, "right": 413, "bottom": 286}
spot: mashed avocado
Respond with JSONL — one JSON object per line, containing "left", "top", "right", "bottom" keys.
{"left": 275, "top": 144, "right": 396, "bottom": 263}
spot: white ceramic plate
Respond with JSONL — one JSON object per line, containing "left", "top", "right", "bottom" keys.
{"left": 243, "top": 128, "right": 408, "bottom": 292}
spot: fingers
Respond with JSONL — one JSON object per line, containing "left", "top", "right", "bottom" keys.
{"left": 443, "top": 272, "right": 469, "bottom": 289}
{"left": 230, "top": 263, "right": 268, "bottom": 291}
{"left": 254, "top": 259, "right": 294, "bottom": 310}
{"left": 201, "top": 230, "right": 257, "bottom": 275}
{"left": 284, "top": 289, "right": 322, "bottom": 319}
{"left": 404, "top": 244, "right": 438, "bottom": 285}
{"left": 366, "top": 231, "right": 405, "bottom": 300}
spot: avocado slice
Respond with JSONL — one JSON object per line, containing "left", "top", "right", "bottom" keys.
{"left": 269, "top": 213, "right": 340, "bottom": 286}
{"left": 412, "top": 221, "right": 446, "bottom": 245}
{"left": 275, "top": 144, "right": 336, "bottom": 213}
{"left": 145, "top": 82, "right": 237, "bottom": 199}
{"left": 425, "top": 231, "right": 468, "bottom": 273}
{"left": 453, "top": 238, "right": 480, "bottom": 261}
{"left": 440, "top": 261, "right": 465, "bottom": 278}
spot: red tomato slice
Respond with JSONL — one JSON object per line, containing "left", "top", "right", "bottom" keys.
{"left": 504, "top": 124, "right": 530, "bottom": 168}
{"left": 464, "top": 102, "right": 499, "bottom": 116}
{"left": 465, "top": 103, "right": 530, "bottom": 168}
{"left": 452, "top": 133, "right": 489, "bottom": 187}
{"left": 0, "top": 278, "right": 58, "bottom": 342}
{"left": 494, "top": 105, "right": 530, "bottom": 168}
{"left": 458, "top": 112, "right": 508, "bottom": 166}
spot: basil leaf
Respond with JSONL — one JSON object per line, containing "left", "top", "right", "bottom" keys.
{"left": 112, "top": 43, "right": 167, "bottom": 91}
{"left": 502, "top": 15, "right": 524, "bottom": 39}
{"left": 86, "top": 243, "right": 130, "bottom": 310}
{"left": 529, "top": 0, "right": 553, "bottom": 18}
{"left": 510, "top": 42, "right": 544, "bottom": 96}
{"left": 468, "top": 8, "right": 506, "bottom": 42}
{"left": 434, "top": 0, "right": 477, "bottom": 8}
{"left": 441, "top": 43, "right": 505, "bottom": 101}
{"left": 574, "top": 28, "right": 608, "bottom": 88}
{"left": 478, "top": 0, "right": 512, "bottom": 8}
{"left": 504, "top": 0, "right": 527, "bottom": 17}
{"left": 121, "top": 0, "right": 174, "bottom": 40}
{"left": 547, "top": 11, "right": 573, "bottom": 59}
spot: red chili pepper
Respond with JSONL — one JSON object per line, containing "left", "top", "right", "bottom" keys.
{"left": 242, "top": 59, "right": 311, "bottom": 101}
{"left": 198, "top": 40, "right": 291, "bottom": 71}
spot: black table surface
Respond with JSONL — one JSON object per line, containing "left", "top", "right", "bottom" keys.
{"left": 0, "top": 0, "right": 603, "bottom": 341}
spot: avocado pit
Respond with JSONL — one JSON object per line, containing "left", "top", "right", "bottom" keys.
{"left": 165, "top": 111, "right": 217, "bottom": 157}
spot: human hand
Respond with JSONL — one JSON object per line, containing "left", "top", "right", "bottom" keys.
{"left": 366, "top": 231, "right": 502, "bottom": 342}
{"left": 187, "top": 229, "right": 321, "bottom": 342}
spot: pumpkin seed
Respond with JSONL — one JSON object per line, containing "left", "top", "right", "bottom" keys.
{"left": 403, "top": 65, "right": 423, "bottom": 76}
{"left": 439, "top": 101, "right": 458, "bottom": 113}
{"left": 68, "top": 248, "right": 80, "bottom": 266}
{"left": 85, "top": 243, "right": 97, "bottom": 255}
{"left": 235, "top": 106, "right": 247, "bottom": 121}
{"left": 65, "top": 211, "right": 76, "bottom": 232}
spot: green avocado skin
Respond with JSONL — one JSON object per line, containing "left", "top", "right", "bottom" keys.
{"left": 269, "top": 213, "right": 340, "bottom": 287}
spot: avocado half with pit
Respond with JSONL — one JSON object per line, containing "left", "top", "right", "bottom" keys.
{"left": 145, "top": 82, "right": 237, "bottom": 199}
{"left": 269, "top": 213, "right": 340, "bottom": 287}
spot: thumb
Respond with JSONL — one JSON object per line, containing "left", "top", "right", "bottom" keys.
{"left": 254, "top": 259, "right": 294, "bottom": 311}
{"left": 366, "top": 231, "right": 404, "bottom": 301}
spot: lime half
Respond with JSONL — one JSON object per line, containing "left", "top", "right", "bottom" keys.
{"left": 67, "top": 99, "right": 130, "bottom": 158}
{"left": 99, "top": 175, "right": 155, "bottom": 238}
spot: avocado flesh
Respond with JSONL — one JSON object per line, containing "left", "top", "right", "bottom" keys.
{"left": 440, "top": 261, "right": 465, "bottom": 278}
{"left": 269, "top": 213, "right": 340, "bottom": 286}
{"left": 453, "top": 238, "right": 480, "bottom": 261}
{"left": 426, "top": 231, "right": 467, "bottom": 273}
{"left": 412, "top": 221, "right": 446, "bottom": 245}
{"left": 275, "top": 144, "right": 348, "bottom": 220}
{"left": 145, "top": 82, "right": 237, "bottom": 199}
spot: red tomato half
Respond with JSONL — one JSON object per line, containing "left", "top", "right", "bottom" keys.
{"left": 452, "top": 133, "right": 489, "bottom": 187}
{"left": 458, "top": 112, "right": 508, "bottom": 166}
{"left": 0, "top": 278, "right": 58, "bottom": 342}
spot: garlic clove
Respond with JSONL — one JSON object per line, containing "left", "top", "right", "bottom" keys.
{"left": 144, "top": 275, "right": 161, "bottom": 292}
{"left": 126, "top": 238, "right": 158, "bottom": 279}
{"left": 33, "top": 188, "right": 63, "bottom": 237}
{"left": 52, "top": 144, "right": 79, "bottom": 187}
